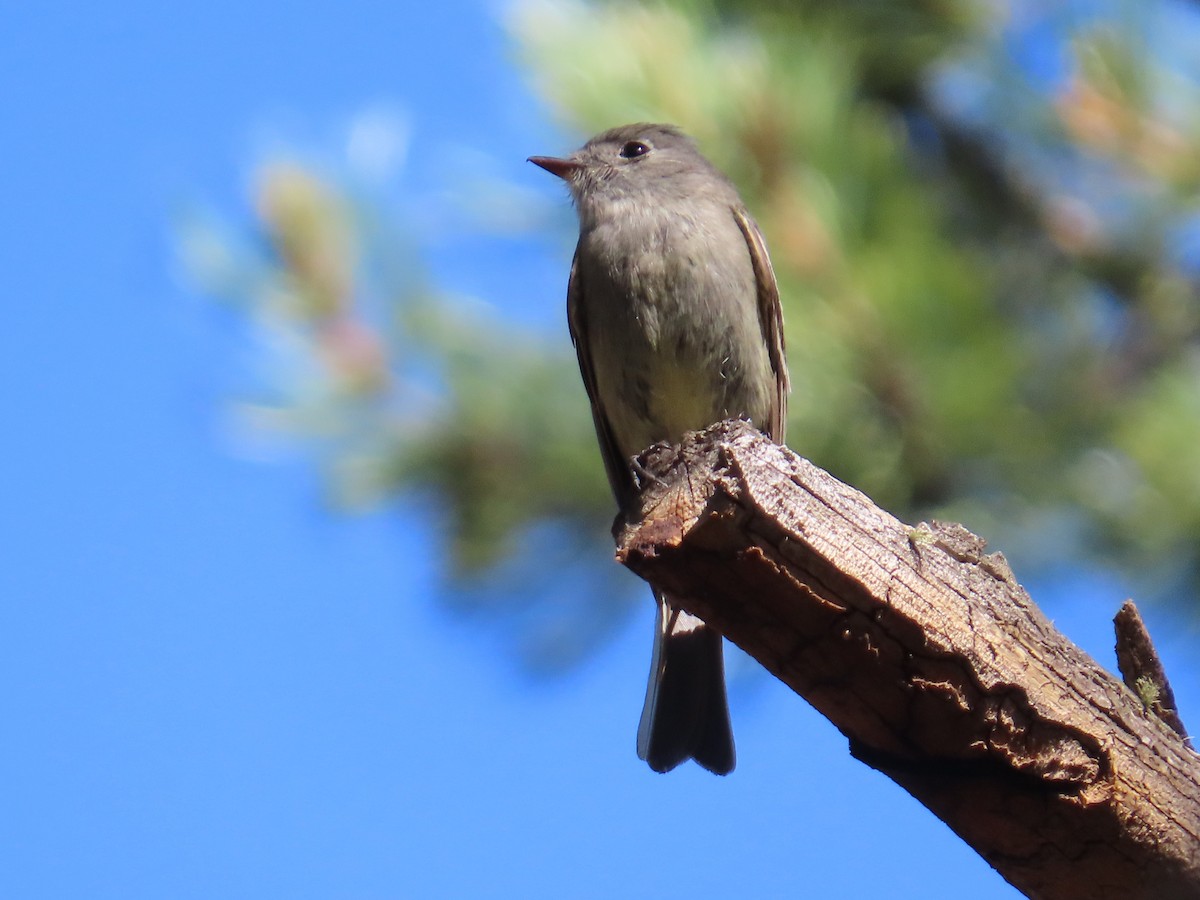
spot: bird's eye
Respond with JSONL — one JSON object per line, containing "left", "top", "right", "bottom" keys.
{"left": 619, "top": 140, "right": 651, "bottom": 159}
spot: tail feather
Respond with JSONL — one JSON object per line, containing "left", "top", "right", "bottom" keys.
{"left": 636, "top": 594, "right": 735, "bottom": 775}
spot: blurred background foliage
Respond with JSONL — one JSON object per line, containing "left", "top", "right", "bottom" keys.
{"left": 179, "top": 0, "right": 1200, "bottom": 670}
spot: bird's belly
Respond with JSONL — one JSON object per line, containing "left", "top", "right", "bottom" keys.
{"left": 581, "top": 219, "right": 771, "bottom": 459}
{"left": 639, "top": 356, "right": 720, "bottom": 443}
{"left": 596, "top": 337, "right": 769, "bottom": 461}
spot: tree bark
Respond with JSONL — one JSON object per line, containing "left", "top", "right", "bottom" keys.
{"left": 615, "top": 420, "right": 1200, "bottom": 900}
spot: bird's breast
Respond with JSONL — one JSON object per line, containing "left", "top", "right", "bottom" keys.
{"left": 578, "top": 207, "right": 772, "bottom": 457}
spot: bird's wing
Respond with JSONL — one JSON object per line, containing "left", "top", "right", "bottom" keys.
{"left": 567, "top": 248, "right": 637, "bottom": 509}
{"left": 733, "top": 207, "right": 790, "bottom": 443}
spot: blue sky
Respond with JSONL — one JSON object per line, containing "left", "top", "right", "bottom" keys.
{"left": 2, "top": 2, "right": 1195, "bottom": 898}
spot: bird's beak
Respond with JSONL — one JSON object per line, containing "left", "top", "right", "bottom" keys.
{"left": 528, "top": 155, "right": 583, "bottom": 180}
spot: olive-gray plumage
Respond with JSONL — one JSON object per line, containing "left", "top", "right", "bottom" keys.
{"left": 530, "top": 124, "right": 788, "bottom": 774}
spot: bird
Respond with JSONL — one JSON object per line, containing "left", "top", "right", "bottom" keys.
{"left": 529, "top": 123, "right": 789, "bottom": 774}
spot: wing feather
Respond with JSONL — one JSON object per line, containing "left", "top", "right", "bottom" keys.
{"left": 733, "top": 208, "right": 790, "bottom": 443}
{"left": 566, "top": 249, "right": 637, "bottom": 509}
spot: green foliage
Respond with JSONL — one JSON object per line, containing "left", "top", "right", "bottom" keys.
{"left": 397, "top": 305, "right": 611, "bottom": 570}
{"left": 183, "top": 0, "right": 1200, "bottom": 637}
{"left": 180, "top": 161, "right": 611, "bottom": 577}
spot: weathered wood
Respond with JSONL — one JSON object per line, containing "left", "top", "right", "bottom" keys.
{"left": 1115, "top": 599, "right": 1189, "bottom": 743}
{"left": 615, "top": 419, "right": 1200, "bottom": 900}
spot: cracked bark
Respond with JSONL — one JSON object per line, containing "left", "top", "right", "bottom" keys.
{"left": 615, "top": 420, "right": 1200, "bottom": 900}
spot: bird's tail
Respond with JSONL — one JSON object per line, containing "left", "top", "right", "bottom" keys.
{"left": 636, "top": 593, "right": 735, "bottom": 775}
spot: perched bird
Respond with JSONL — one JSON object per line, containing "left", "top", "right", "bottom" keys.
{"left": 530, "top": 124, "right": 788, "bottom": 774}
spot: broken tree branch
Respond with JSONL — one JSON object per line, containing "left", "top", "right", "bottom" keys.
{"left": 1114, "top": 599, "right": 1190, "bottom": 743}
{"left": 615, "top": 419, "right": 1200, "bottom": 900}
